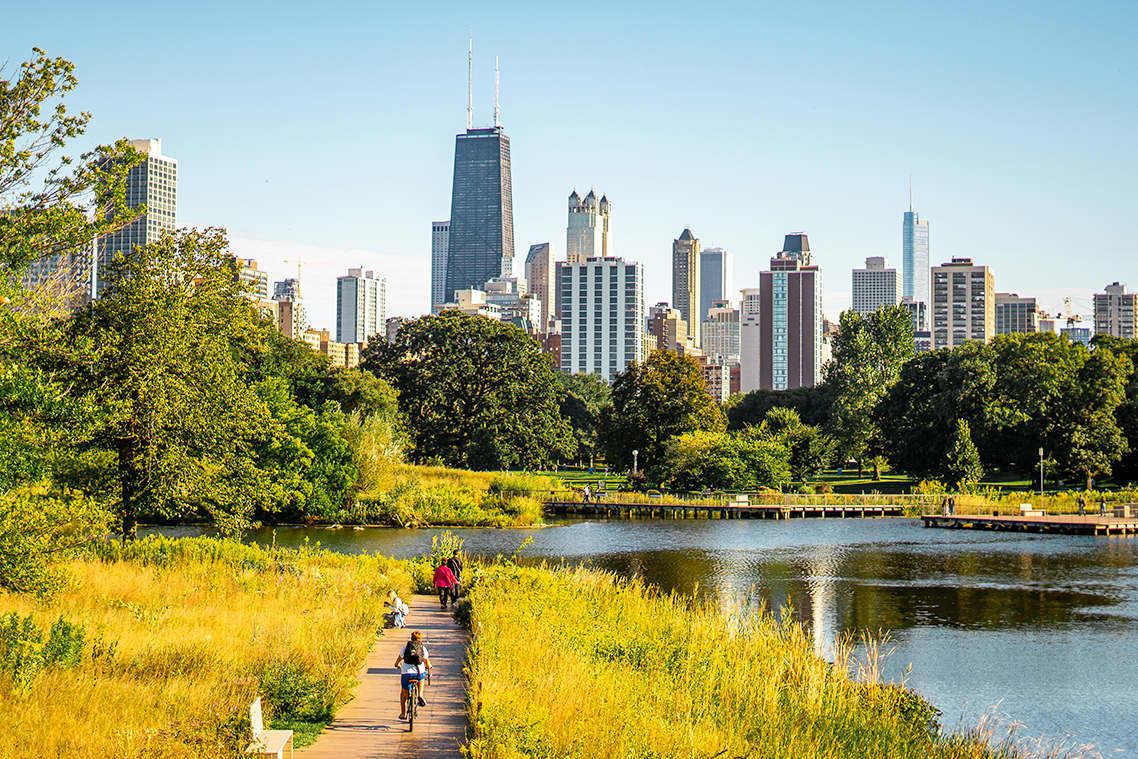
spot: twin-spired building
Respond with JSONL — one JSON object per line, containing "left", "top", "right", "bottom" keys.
{"left": 566, "top": 189, "right": 611, "bottom": 262}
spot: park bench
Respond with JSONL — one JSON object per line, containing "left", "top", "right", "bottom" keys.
{"left": 1019, "top": 503, "right": 1044, "bottom": 517}
{"left": 246, "top": 697, "right": 293, "bottom": 759}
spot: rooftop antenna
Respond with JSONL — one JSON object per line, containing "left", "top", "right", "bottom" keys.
{"left": 467, "top": 35, "right": 473, "bottom": 130}
{"left": 494, "top": 56, "right": 500, "bottom": 127}
{"left": 909, "top": 175, "right": 913, "bottom": 212}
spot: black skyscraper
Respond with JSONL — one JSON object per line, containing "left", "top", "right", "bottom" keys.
{"left": 443, "top": 126, "right": 514, "bottom": 302}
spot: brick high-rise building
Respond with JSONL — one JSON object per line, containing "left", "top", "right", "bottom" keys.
{"left": 931, "top": 258, "right": 994, "bottom": 349}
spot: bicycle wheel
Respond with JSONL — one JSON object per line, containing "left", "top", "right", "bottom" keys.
{"left": 408, "top": 680, "right": 417, "bottom": 731}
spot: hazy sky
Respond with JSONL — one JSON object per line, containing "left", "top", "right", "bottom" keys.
{"left": 6, "top": 1, "right": 1136, "bottom": 330}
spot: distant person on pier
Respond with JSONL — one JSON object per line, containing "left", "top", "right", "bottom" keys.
{"left": 582, "top": 485, "right": 591, "bottom": 504}
{"left": 948, "top": 496, "right": 955, "bottom": 516}
{"left": 1100, "top": 496, "right": 1107, "bottom": 516}
{"left": 446, "top": 549, "right": 464, "bottom": 601}
{"left": 433, "top": 562, "right": 457, "bottom": 609}
{"left": 1078, "top": 494, "right": 1086, "bottom": 515}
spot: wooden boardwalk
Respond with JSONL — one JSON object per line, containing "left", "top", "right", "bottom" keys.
{"left": 298, "top": 595, "right": 468, "bottom": 759}
{"left": 921, "top": 513, "right": 1138, "bottom": 536}
{"left": 546, "top": 500, "right": 904, "bottom": 519}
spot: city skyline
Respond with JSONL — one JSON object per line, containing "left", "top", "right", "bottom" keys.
{"left": 3, "top": 1, "right": 1134, "bottom": 331}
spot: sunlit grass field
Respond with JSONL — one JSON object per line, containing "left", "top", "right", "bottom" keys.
{"left": 0, "top": 536, "right": 414, "bottom": 758}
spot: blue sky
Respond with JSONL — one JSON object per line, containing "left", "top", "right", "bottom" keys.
{"left": 7, "top": 0, "right": 1136, "bottom": 329}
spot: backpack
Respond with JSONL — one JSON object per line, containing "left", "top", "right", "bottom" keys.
{"left": 403, "top": 640, "right": 423, "bottom": 666}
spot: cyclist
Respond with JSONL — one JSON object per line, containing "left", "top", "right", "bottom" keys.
{"left": 394, "top": 630, "right": 431, "bottom": 720}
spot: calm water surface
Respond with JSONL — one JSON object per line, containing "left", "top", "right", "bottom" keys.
{"left": 148, "top": 518, "right": 1137, "bottom": 753}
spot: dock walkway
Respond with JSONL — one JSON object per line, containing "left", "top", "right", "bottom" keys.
{"left": 298, "top": 595, "right": 468, "bottom": 759}
{"left": 921, "top": 513, "right": 1138, "bottom": 536}
{"left": 546, "top": 500, "right": 904, "bottom": 519}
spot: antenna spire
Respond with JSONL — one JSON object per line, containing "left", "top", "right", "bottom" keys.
{"left": 494, "top": 56, "right": 500, "bottom": 127}
{"left": 467, "top": 35, "right": 473, "bottom": 130}
{"left": 909, "top": 175, "right": 913, "bottom": 212}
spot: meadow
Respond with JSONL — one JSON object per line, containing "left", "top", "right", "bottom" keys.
{"left": 462, "top": 561, "right": 1094, "bottom": 759}
{"left": 0, "top": 536, "right": 414, "bottom": 757}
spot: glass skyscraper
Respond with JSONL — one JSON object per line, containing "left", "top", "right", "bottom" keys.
{"left": 902, "top": 209, "right": 929, "bottom": 307}
{"left": 443, "top": 126, "right": 514, "bottom": 303}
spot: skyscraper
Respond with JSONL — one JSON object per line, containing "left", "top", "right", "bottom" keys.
{"left": 931, "top": 258, "right": 994, "bottom": 349}
{"left": 902, "top": 205, "right": 929, "bottom": 307}
{"left": 566, "top": 190, "right": 611, "bottom": 263}
{"left": 852, "top": 256, "right": 901, "bottom": 315}
{"left": 699, "top": 247, "right": 733, "bottom": 321}
{"left": 336, "top": 268, "right": 386, "bottom": 344}
{"left": 524, "top": 242, "right": 556, "bottom": 334}
{"left": 672, "top": 229, "right": 701, "bottom": 345}
{"left": 444, "top": 125, "right": 514, "bottom": 303}
{"left": 95, "top": 138, "right": 177, "bottom": 296}
{"left": 430, "top": 220, "right": 450, "bottom": 311}
{"left": 559, "top": 256, "right": 644, "bottom": 381}
{"left": 740, "top": 234, "right": 822, "bottom": 392}
{"left": 995, "top": 293, "right": 1039, "bottom": 335}
{"left": 1094, "top": 282, "right": 1136, "bottom": 339}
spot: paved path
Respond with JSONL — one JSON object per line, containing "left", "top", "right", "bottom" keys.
{"left": 299, "top": 594, "right": 469, "bottom": 759}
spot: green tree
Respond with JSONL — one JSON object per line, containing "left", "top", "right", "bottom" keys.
{"left": 553, "top": 372, "right": 612, "bottom": 465}
{"left": 822, "top": 305, "right": 914, "bottom": 476}
{"left": 324, "top": 366, "right": 399, "bottom": 419}
{"left": 757, "top": 407, "right": 833, "bottom": 482}
{"left": 362, "top": 311, "right": 574, "bottom": 469}
{"left": 940, "top": 419, "right": 983, "bottom": 491}
{"left": 726, "top": 384, "right": 837, "bottom": 430}
{"left": 599, "top": 350, "right": 726, "bottom": 473}
{"left": 1092, "top": 336, "right": 1138, "bottom": 484}
{"left": 1053, "top": 347, "right": 1131, "bottom": 489}
{"left": 655, "top": 430, "right": 788, "bottom": 492}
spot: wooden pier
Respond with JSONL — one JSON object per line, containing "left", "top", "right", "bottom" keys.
{"left": 545, "top": 500, "right": 904, "bottom": 520}
{"left": 921, "top": 513, "right": 1138, "bottom": 536}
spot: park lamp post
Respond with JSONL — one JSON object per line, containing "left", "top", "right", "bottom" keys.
{"left": 632, "top": 450, "right": 638, "bottom": 476}
{"left": 1038, "top": 447, "right": 1044, "bottom": 495}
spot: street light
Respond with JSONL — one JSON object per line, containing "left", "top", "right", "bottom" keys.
{"left": 632, "top": 450, "right": 639, "bottom": 476}
{"left": 1038, "top": 447, "right": 1044, "bottom": 495}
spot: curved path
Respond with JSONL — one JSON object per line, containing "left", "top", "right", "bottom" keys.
{"left": 299, "top": 594, "right": 468, "bottom": 758}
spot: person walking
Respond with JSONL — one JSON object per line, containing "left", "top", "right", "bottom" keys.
{"left": 433, "top": 561, "right": 457, "bottom": 609}
{"left": 1077, "top": 494, "right": 1086, "bottom": 516}
{"left": 1100, "top": 496, "right": 1107, "bottom": 516}
{"left": 446, "top": 549, "right": 464, "bottom": 604}
{"left": 582, "top": 484, "right": 591, "bottom": 504}
{"left": 394, "top": 630, "right": 431, "bottom": 720}
{"left": 948, "top": 496, "right": 956, "bottom": 516}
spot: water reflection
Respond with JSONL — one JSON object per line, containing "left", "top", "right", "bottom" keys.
{"left": 143, "top": 518, "right": 1138, "bottom": 752}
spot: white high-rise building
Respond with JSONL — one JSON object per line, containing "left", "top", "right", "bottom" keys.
{"left": 524, "top": 242, "right": 556, "bottom": 334}
{"left": 566, "top": 190, "right": 611, "bottom": 263}
{"left": 700, "top": 247, "right": 734, "bottom": 320}
{"left": 702, "top": 300, "right": 740, "bottom": 362}
{"left": 902, "top": 206, "right": 929, "bottom": 307}
{"left": 430, "top": 220, "right": 450, "bottom": 310}
{"left": 739, "top": 287, "right": 761, "bottom": 393}
{"left": 336, "top": 268, "right": 386, "bottom": 344}
{"left": 852, "top": 256, "right": 901, "bottom": 315}
{"left": 559, "top": 256, "right": 644, "bottom": 381}
{"left": 1094, "top": 282, "right": 1136, "bottom": 339}
{"left": 95, "top": 138, "right": 177, "bottom": 296}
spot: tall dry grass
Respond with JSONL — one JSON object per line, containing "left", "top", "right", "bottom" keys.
{"left": 463, "top": 564, "right": 1097, "bottom": 759}
{"left": 0, "top": 536, "right": 414, "bottom": 758}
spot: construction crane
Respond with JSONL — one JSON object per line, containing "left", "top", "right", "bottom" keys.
{"left": 282, "top": 257, "right": 329, "bottom": 299}
{"left": 1061, "top": 297, "right": 1086, "bottom": 327}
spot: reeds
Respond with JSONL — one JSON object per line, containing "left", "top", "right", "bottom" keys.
{"left": 0, "top": 535, "right": 414, "bottom": 757}
{"left": 463, "top": 563, "right": 1089, "bottom": 759}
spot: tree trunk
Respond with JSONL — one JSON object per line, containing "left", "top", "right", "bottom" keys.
{"left": 116, "top": 436, "right": 140, "bottom": 541}
{"left": 873, "top": 460, "right": 882, "bottom": 481}
{"left": 858, "top": 459, "right": 864, "bottom": 477}
{"left": 1086, "top": 474, "right": 1094, "bottom": 491}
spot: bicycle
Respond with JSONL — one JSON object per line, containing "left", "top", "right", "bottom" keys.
{"left": 406, "top": 669, "right": 431, "bottom": 731}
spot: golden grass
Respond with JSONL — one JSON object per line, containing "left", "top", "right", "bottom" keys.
{"left": 0, "top": 536, "right": 414, "bottom": 758}
{"left": 464, "top": 564, "right": 1081, "bottom": 759}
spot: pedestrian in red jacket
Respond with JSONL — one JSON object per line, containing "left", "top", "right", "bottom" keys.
{"left": 433, "top": 563, "right": 457, "bottom": 608}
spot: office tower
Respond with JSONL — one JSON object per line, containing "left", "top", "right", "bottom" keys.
{"left": 647, "top": 303, "right": 689, "bottom": 354}
{"left": 19, "top": 245, "right": 94, "bottom": 310}
{"left": 566, "top": 190, "right": 611, "bottom": 263}
{"left": 902, "top": 205, "right": 930, "bottom": 307}
{"left": 1094, "top": 282, "right": 1136, "bottom": 339}
{"left": 430, "top": 221, "right": 450, "bottom": 310}
{"left": 702, "top": 300, "right": 740, "bottom": 363}
{"left": 995, "top": 293, "right": 1039, "bottom": 335}
{"left": 931, "top": 258, "right": 994, "bottom": 349}
{"left": 740, "top": 234, "right": 822, "bottom": 393}
{"left": 672, "top": 229, "right": 701, "bottom": 345}
{"left": 524, "top": 242, "right": 556, "bottom": 333}
{"left": 444, "top": 125, "right": 514, "bottom": 302}
{"left": 95, "top": 138, "right": 177, "bottom": 296}
{"left": 700, "top": 247, "right": 733, "bottom": 321}
{"left": 901, "top": 296, "right": 931, "bottom": 352}
{"left": 228, "top": 257, "right": 269, "bottom": 300}
{"left": 852, "top": 256, "right": 901, "bottom": 315}
{"left": 559, "top": 256, "right": 644, "bottom": 381}
{"left": 336, "top": 268, "right": 386, "bottom": 344}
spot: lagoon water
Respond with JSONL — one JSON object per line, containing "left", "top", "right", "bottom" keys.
{"left": 149, "top": 518, "right": 1137, "bottom": 753}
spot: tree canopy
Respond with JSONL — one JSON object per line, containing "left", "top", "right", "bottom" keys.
{"left": 362, "top": 311, "right": 575, "bottom": 469}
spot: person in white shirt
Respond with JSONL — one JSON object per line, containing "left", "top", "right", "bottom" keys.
{"left": 394, "top": 630, "right": 431, "bottom": 720}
